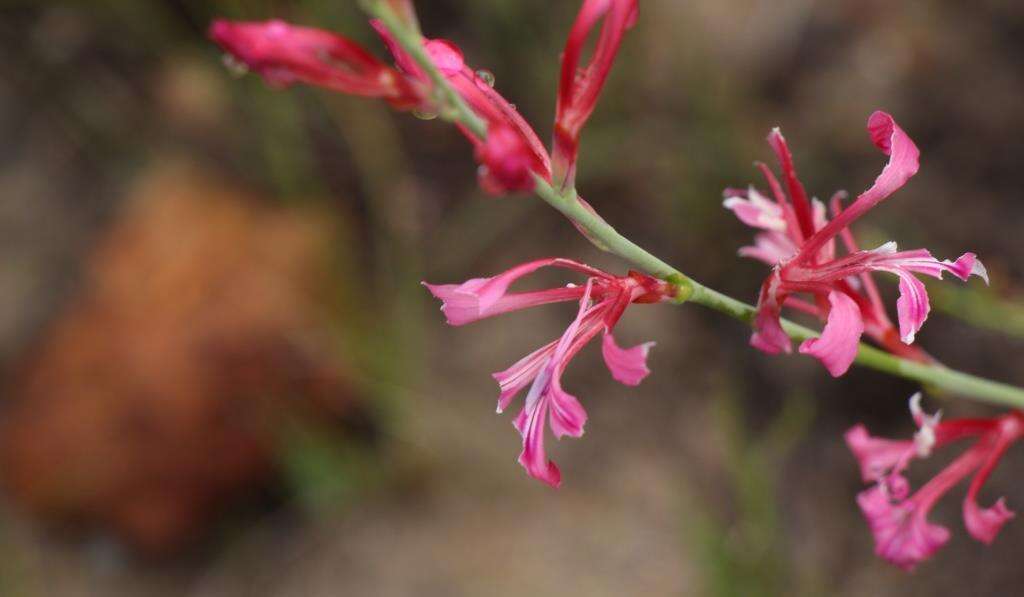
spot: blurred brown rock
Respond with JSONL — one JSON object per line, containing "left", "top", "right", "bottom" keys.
{"left": 0, "top": 163, "right": 357, "bottom": 555}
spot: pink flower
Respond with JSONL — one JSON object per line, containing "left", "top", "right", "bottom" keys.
{"left": 553, "top": 0, "right": 639, "bottom": 188}
{"left": 207, "top": 19, "right": 419, "bottom": 108}
{"left": 372, "top": 24, "right": 552, "bottom": 193}
{"left": 424, "top": 258, "right": 673, "bottom": 486}
{"left": 726, "top": 112, "right": 988, "bottom": 376}
{"left": 846, "top": 395, "right": 1023, "bottom": 570}
{"left": 210, "top": 14, "right": 550, "bottom": 195}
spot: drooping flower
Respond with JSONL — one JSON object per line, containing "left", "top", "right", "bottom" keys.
{"left": 846, "top": 394, "right": 1023, "bottom": 571}
{"left": 210, "top": 11, "right": 550, "bottom": 195}
{"left": 725, "top": 112, "right": 988, "bottom": 376}
{"left": 424, "top": 258, "right": 674, "bottom": 486}
{"left": 553, "top": 0, "right": 640, "bottom": 188}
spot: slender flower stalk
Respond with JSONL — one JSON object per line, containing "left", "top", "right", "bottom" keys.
{"left": 353, "top": 0, "right": 1024, "bottom": 412}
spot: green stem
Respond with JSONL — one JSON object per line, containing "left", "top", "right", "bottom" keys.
{"left": 364, "top": 4, "right": 1024, "bottom": 411}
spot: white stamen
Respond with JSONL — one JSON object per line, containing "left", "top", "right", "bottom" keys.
{"left": 909, "top": 393, "right": 942, "bottom": 457}
{"left": 872, "top": 241, "right": 899, "bottom": 254}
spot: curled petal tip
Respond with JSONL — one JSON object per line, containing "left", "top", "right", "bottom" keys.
{"left": 517, "top": 449, "right": 562, "bottom": 488}
{"left": 945, "top": 252, "right": 989, "bottom": 285}
{"left": 867, "top": 111, "right": 897, "bottom": 154}
{"left": 601, "top": 334, "right": 654, "bottom": 386}
{"left": 964, "top": 497, "right": 1015, "bottom": 545}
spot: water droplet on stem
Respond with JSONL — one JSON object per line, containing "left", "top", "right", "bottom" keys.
{"left": 475, "top": 69, "right": 495, "bottom": 88}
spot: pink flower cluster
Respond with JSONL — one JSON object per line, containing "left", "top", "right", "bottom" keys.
{"left": 847, "top": 395, "right": 1022, "bottom": 570}
{"left": 725, "top": 112, "right": 987, "bottom": 377}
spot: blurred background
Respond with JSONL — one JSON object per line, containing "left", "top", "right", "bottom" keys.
{"left": 2, "top": 0, "right": 1024, "bottom": 595}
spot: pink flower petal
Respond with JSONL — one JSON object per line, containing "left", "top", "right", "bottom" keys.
{"left": 476, "top": 123, "right": 539, "bottom": 194}
{"left": 422, "top": 258, "right": 605, "bottom": 325}
{"left": 942, "top": 252, "right": 989, "bottom": 284}
{"left": 799, "top": 290, "right": 864, "bottom": 377}
{"left": 795, "top": 111, "right": 921, "bottom": 262}
{"left": 738, "top": 232, "right": 799, "bottom": 265}
{"left": 493, "top": 340, "right": 557, "bottom": 413}
{"left": 750, "top": 273, "right": 792, "bottom": 354}
{"left": 601, "top": 333, "right": 655, "bottom": 386}
{"left": 547, "top": 377, "right": 588, "bottom": 440}
{"left": 894, "top": 270, "right": 930, "bottom": 344}
{"left": 210, "top": 19, "right": 418, "bottom": 107}
{"left": 863, "top": 110, "right": 922, "bottom": 206}
{"left": 751, "top": 305, "right": 791, "bottom": 355}
{"left": 961, "top": 414, "right": 1022, "bottom": 543}
{"left": 554, "top": 0, "right": 639, "bottom": 184}
{"left": 723, "top": 188, "right": 787, "bottom": 231}
{"left": 511, "top": 281, "right": 597, "bottom": 487}
{"left": 845, "top": 424, "right": 916, "bottom": 483}
{"left": 964, "top": 497, "right": 1015, "bottom": 545}
{"left": 870, "top": 247, "right": 987, "bottom": 285}
{"left": 767, "top": 128, "right": 815, "bottom": 240}
{"left": 423, "top": 39, "right": 465, "bottom": 75}
{"left": 856, "top": 485, "right": 950, "bottom": 571}
{"left": 513, "top": 373, "right": 562, "bottom": 488}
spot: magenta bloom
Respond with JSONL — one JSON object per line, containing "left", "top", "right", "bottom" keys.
{"left": 424, "top": 258, "right": 673, "bottom": 487}
{"left": 553, "top": 0, "right": 639, "bottom": 188}
{"left": 209, "top": 14, "right": 549, "bottom": 195}
{"left": 208, "top": 19, "right": 419, "bottom": 108}
{"left": 846, "top": 395, "right": 1023, "bottom": 571}
{"left": 725, "top": 112, "right": 987, "bottom": 376}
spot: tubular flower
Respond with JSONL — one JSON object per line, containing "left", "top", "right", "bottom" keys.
{"left": 725, "top": 112, "right": 987, "bottom": 376}
{"left": 846, "top": 394, "right": 1024, "bottom": 571}
{"left": 424, "top": 258, "right": 674, "bottom": 487}
{"left": 372, "top": 24, "right": 552, "bottom": 193}
{"left": 208, "top": 19, "right": 419, "bottom": 107}
{"left": 553, "top": 0, "right": 640, "bottom": 188}
{"left": 210, "top": 11, "right": 550, "bottom": 195}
